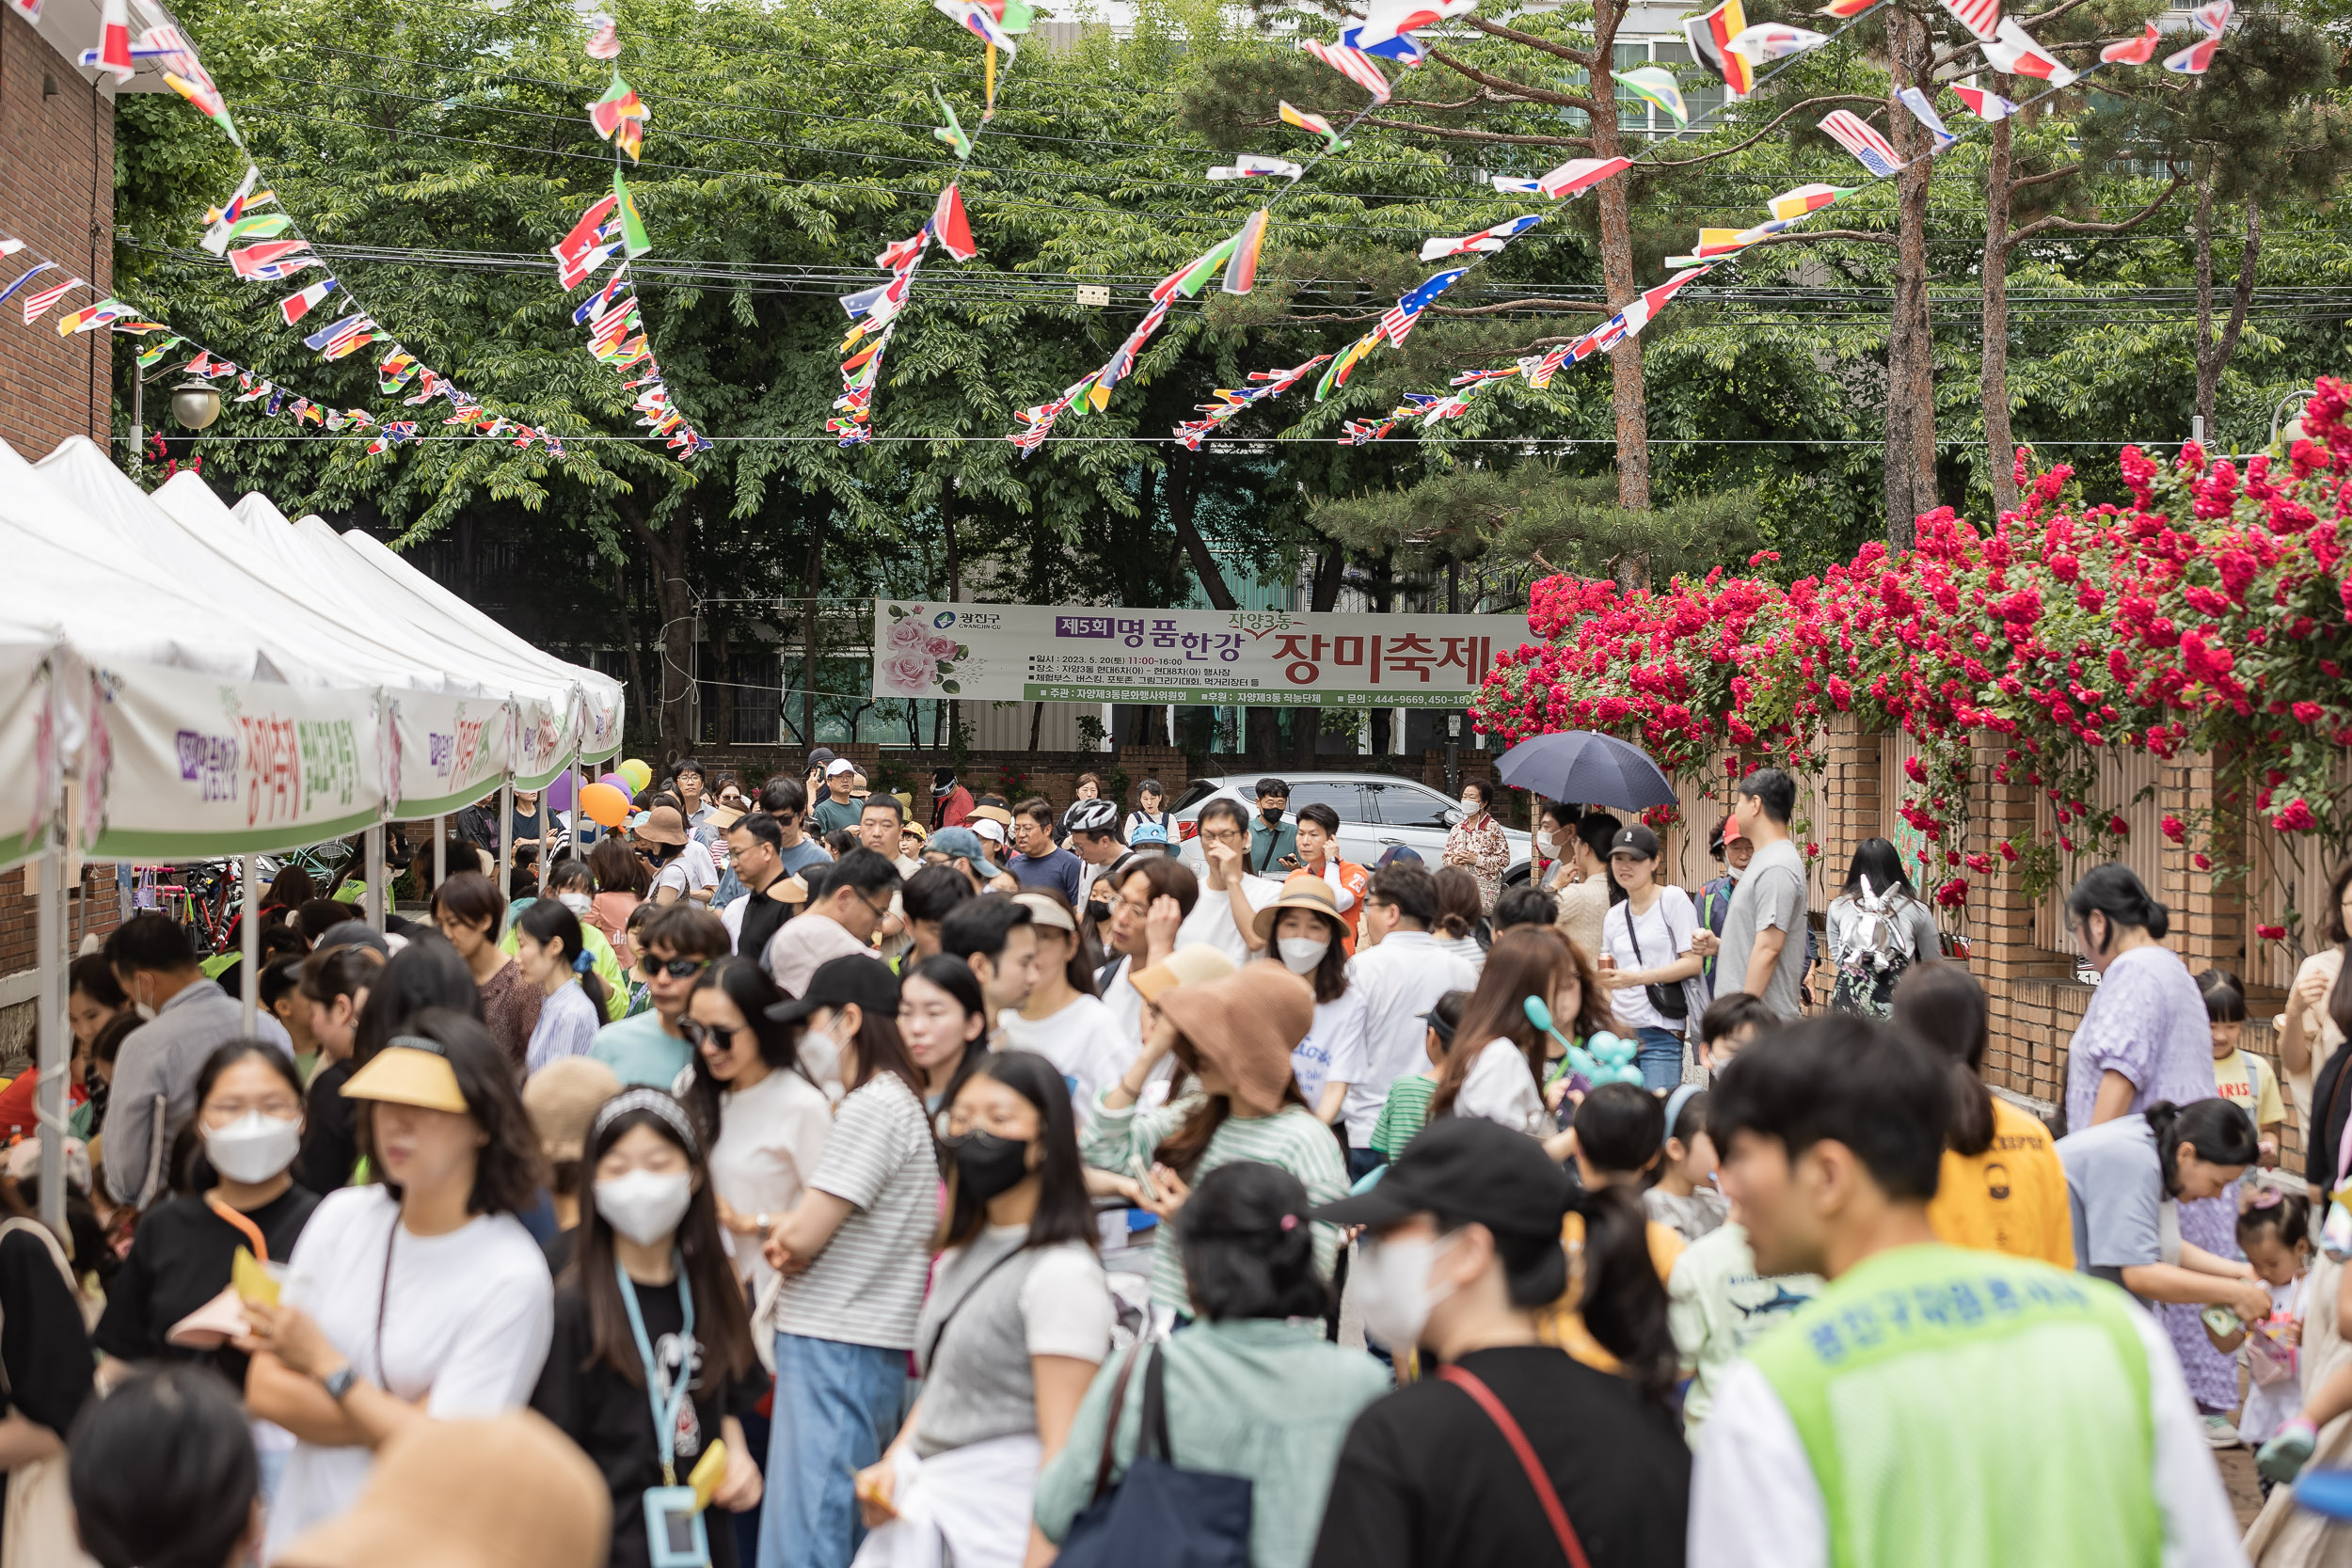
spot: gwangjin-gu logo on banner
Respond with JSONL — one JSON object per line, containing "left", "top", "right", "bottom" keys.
{"left": 176, "top": 730, "right": 239, "bottom": 803}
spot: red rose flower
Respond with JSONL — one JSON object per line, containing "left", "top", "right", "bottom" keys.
{"left": 2257, "top": 925, "right": 2288, "bottom": 942}
{"left": 2161, "top": 816, "right": 2185, "bottom": 843}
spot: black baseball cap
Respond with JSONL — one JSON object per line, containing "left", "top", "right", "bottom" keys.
{"left": 1611, "top": 824, "right": 1661, "bottom": 860}
{"left": 766, "top": 954, "right": 900, "bottom": 1026}
{"left": 1309, "top": 1117, "right": 1571, "bottom": 1247}
{"left": 806, "top": 747, "right": 837, "bottom": 771}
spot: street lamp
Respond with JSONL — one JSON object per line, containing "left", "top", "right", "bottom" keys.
{"left": 2272, "top": 387, "right": 2318, "bottom": 447}
{"left": 171, "top": 377, "right": 223, "bottom": 431}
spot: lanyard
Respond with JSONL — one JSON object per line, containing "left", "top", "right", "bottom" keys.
{"left": 616, "top": 1254, "right": 695, "bottom": 1486}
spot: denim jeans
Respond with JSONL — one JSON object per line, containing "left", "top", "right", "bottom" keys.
{"left": 1634, "top": 1025, "right": 1685, "bottom": 1091}
{"left": 1346, "top": 1146, "right": 1388, "bottom": 1184}
{"left": 758, "top": 1333, "right": 908, "bottom": 1568}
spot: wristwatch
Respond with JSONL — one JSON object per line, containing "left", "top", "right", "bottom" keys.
{"left": 322, "top": 1365, "right": 358, "bottom": 1403}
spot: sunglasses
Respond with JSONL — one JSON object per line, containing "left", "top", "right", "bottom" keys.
{"left": 640, "top": 956, "right": 709, "bottom": 980}
{"left": 677, "top": 1018, "right": 744, "bottom": 1050}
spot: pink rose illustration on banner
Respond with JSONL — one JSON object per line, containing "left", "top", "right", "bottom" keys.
{"left": 886, "top": 619, "right": 929, "bottom": 651}
{"left": 882, "top": 649, "right": 937, "bottom": 694}
{"left": 925, "top": 632, "right": 957, "bottom": 660}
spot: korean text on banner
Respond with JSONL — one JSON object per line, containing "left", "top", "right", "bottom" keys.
{"left": 86, "top": 661, "right": 389, "bottom": 860}
{"left": 870, "top": 600, "right": 1533, "bottom": 708}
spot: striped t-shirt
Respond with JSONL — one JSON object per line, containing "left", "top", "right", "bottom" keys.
{"left": 1372, "top": 1073, "right": 1438, "bottom": 1157}
{"left": 774, "top": 1072, "right": 937, "bottom": 1350}
{"left": 1080, "top": 1094, "right": 1348, "bottom": 1315}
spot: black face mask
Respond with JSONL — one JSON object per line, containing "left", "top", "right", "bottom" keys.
{"left": 1261, "top": 804, "right": 1285, "bottom": 822}
{"left": 941, "top": 1129, "right": 1033, "bottom": 1202}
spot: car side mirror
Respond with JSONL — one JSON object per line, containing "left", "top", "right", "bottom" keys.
{"left": 1443, "top": 807, "right": 1465, "bottom": 827}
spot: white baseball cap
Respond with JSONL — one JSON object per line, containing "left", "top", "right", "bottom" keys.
{"left": 825, "top": 758, "right": 855, "bottom": 776}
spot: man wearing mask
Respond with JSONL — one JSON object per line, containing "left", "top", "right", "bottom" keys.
{"left": 591, "top": 904, "right": 730, "bottom": 1087}
{"left": 809, "top": 758, "right": 866, "bottom": 838}
{"left": 1248, "top": 777, "right": 1297, "bottom": 876}
{"left": 765, "top": 847, "right": 898, "bottom": 997}
{"left": 939, "top": 895, "right": 1043, "bottom": 1045}
{"left": 1691, "top": 1017, "right": 2240, "bottom": 1567}
{"left": 1309, "top": 1117, "right": 1692, "bottom": 1568}
{"left": 723, "top": 812, "right": 807, "bottom": 959}
{"left": 930, "top": 766, "right": 974, "bottom": 831}
{"left": 1687, "top": 814, "right": 1750, "bottom": 999}
{"left": 101, "top": 914, "right": 295, "bottom": 1207}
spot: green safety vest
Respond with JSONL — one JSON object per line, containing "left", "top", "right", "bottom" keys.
{"left": 1745, "top": 1243, "right": 2161, "bottom": 1568}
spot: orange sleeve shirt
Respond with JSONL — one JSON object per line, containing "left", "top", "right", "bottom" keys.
{"left": 1927, "top": 1096, "right": 2074, "bottom": 1269}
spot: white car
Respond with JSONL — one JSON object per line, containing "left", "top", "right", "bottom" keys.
{"left": 1167, "top": 772, "right": 1533, "bottom": 886}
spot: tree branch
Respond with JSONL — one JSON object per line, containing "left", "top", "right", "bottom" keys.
{"left": 2010, "top": 161, "right": 2082, "bottom": 191}
{"left": 1741, "top": 227, "right": 1900, "bottom": 248}
{"left": 1462, "top": 15, "right": 1597, "bottom": 68}
{"left": 2007, "top": 170, "right": 2185, "bottom": 245}
{"left": 1645, "top": 95, "right": 1896, "bottom": 170}
{"left": 1426, "top": 48, "right": 1596, "bottom": 113}
{"left": 1359, "top": 116, "right": 1592, "bottom": 150}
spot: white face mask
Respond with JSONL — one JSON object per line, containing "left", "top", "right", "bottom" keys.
{"left": 1356, "top": 1234, "right": 1457, "bottom": 1350}
{"left": 1726, "top": 862, "right": 1745, "bottom": 882}
{"left": 799, "top": 1017, "right": 850, "bottom": 1093}
{"left": 559, "top": 891, "right": 595, "bottom": 916}
{"left": 1277, "top": 935, "right": 1329, "bottom": 975}
{"left": 1534, "top": 831, "right": 1555, "bottom": 856}
{"left": 204, "top": 1111, "right": 301, "bottom": 1185}
{"left": 595, "top": 1169, "right": 693, "bottom": 1247}
{"left": 1458, "top": 795, "right": 1481, "bottom": 814}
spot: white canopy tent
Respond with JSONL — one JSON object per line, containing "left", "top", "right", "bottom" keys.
{"left": 6, "top": 435, "right": 626, "bottom": 1238}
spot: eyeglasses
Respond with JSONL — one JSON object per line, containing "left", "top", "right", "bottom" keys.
{"left": 640, "top": 955, "right": 709, "bottom": 980}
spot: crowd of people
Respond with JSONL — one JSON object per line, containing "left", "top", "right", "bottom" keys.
{"left": 11, "top": 756, "right": 2346, "bottom": 1567}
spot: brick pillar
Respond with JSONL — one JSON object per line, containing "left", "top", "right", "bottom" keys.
{"left": 2156, "top": 753, "right": 2246, "bottom": 974}
{"left": 1968, "top": 730, "right": 2049, "bottom": 1099}
{"left": 1811, "top": 713, "right": 1881, "bottom": 893}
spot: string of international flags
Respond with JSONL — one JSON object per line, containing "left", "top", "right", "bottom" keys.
{"left": 1160, "top": 0, "right": 2235, "bottom": 453}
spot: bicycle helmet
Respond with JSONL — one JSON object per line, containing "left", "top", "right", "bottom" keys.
{"left": 1063, "top": 798, "right": 1120, "bottom": 835}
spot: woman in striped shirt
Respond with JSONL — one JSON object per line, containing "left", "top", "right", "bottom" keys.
{"left": 1081, "top": 963, "right": 1350, "bottom": 1320}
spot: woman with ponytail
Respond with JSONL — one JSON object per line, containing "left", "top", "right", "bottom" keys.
{"left": 2057, "top": 1100, "right": 2266, "bottom": 1315}
{"left": 516, "top": 899, "right": 611, "bottom": 1076}
{"left": 2060, "top": 863, "right": 2247, "bottom": 1432}
{"left": 1035, "top": 1162, "right": 1388, "bottom": 1568}
{"left": 1893, "top": 962, "right": 2073, "bottom": 1267}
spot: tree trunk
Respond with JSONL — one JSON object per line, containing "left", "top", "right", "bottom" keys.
{"left": 2194, "top": 181, "right": 2261, "bottom": 436}
{"left": 1588, "top": 0, "right": 1651, "bottom": 525}
{"left": 800, "top": 530, "right": 821, "bottom": 750}
{"left": 1163, "top": 445, "right": 1237, "bottom": 610}
{"left": 616, "top": 498, "right": 695, "bottom": 764}
{"left": 1882, "top": 12, "right": 1937, "bottom": 549}
{"left": 711, "top": 626, "right": 736, "bottom": 750}
{"left": 1293, "top": 548, "right": 1344, "bottom": 765}
{"left": 1368, "top": 555, "right": 1394, "bottom": 755}
{"left": 1029, "top": 702, "right": 1044, "bottom": 751}
{"left": 1248, "top": 706, "right": 1280, "bottom": 765}
{"left": 1979, "top": 109, "right": 2018, "bottom": 516}
{"left": 612, "top": 560, "right": 648, "bottom": 750}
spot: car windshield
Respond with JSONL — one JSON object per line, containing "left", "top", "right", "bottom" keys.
{"left": 1369, "top": 782, "right": 1455, "bottom": 830}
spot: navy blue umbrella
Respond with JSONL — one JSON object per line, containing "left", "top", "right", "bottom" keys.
{"left": 1493, "top": 730, "right": 1677, "bottom": 811}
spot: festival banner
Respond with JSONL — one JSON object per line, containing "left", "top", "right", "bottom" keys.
{"left": 870, "top": 600, "right": 1530, "bottom": 707}
{"left": 84, "top": 659, "right": 389, "bottom": 859}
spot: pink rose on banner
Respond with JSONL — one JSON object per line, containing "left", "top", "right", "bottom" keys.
{"left": 925, "top": 633, "right": 958, "bottom": 660}
{"left": 886, "top": 619, "right": 929, "bottom": 651}
{"left": 882, "top": 649, "right": 937, "bottom": 694}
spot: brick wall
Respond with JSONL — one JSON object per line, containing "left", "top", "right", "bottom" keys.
{"left": 0, "top": 863, "right": 121, "bottom": 1070}
{"left": 0, "top": 7, "right": 115, "bottom": 457}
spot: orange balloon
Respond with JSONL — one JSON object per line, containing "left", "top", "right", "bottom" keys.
{"left": 580, "top": 782, "right": 633, "bottom": 829}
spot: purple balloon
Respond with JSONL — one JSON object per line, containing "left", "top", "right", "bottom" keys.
{"left": 544, "top": 769, "right": 577, "bottom": 813}
{"left": 600, "top": 771, "right": 629, "bottom": 794}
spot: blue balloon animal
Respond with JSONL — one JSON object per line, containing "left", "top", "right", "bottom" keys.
{"left": 1523, "top": 997, "right": 1644, "bottom": 1087}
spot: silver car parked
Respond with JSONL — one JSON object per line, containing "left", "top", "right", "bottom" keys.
{"left": 1167, "top": 772, "right": 1532, "bottom": 886}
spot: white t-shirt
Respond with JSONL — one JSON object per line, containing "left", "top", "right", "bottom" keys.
{"left": 1096, "top": 955, "right": 1146, "bottom": 1063}
{"left": 1603, "top": 885, "right": 1699, "bottom": 1032}
{"left": 652, "top": 859, "right": 694, "bottom": 900}
{"left": 709, "top": 1066, "right": 835, "bottom": 1300}
{"left": 1327, "top": 931, "right": 1482, "bottom": 1147}
{"left": 1294, "top": 985, "right": 1368, "bottom": 1105}
{"left": 1173, "top": 875, "right": 1280, "bottom": 967}
{"left": 1450, "top": 1037, "right": 1550, "bottom": 1138}
{"left": 682, "top": 838, "right": 719, "bottom": 892}
{"left": 997, "top": 994, "right": 1129, "bottom": 1118}
{"left": 263, "top": 1186, "right": 553, "bottom": 1560}
{"left": 1688, "top": 1303, "right": 2246, "bottom": 1568}
{"left": 775, "top": 1072, "right": 937, "bottom": 1350}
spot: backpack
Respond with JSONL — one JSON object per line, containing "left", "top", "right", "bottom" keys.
{"left": 1832, "top": 879, "right": 1919, "bottom": 1017}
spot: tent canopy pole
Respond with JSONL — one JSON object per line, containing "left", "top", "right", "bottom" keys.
{"left": 35, "top": 851, "right": 65, "bottom": 1240}
{"left": 240, "top": 853, "right": 261, "bottom": 1038}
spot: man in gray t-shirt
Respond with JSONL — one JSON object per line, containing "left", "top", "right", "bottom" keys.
{"left": 1714, "top": 768, "right": 1810, "bottom": 1021}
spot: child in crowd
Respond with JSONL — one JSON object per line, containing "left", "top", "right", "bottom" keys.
{"left": 2212, "top": 1193, "right": 2309, "bottom": 1478}
{"left": 622, "top": 903, "right": 660, "bottom": 1016}
{"left": 1645, "top": 1085, "right": 1728, "bottom": 1243}
{"left": 2202, "top": 968, "right": 2284, "bottom": 1165}
{"left": 1371, "top": 991, "right": 1465, "bottom": 1164}
{"left": 1566, "top": 1083, "right": 1686, "bottom": 1281}
{"left": 1696, "top": 990, "right": 1775, "bottom": 1072}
